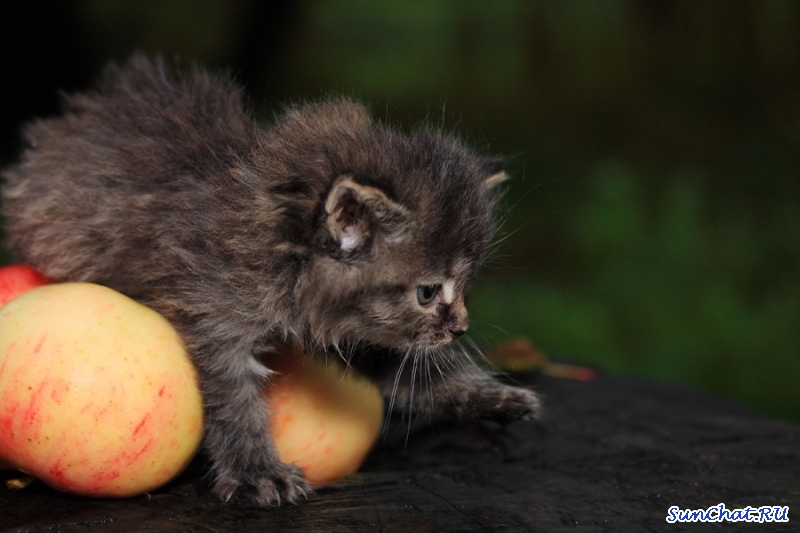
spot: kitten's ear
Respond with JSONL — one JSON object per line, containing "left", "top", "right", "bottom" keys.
{"left": 325, "top": 177, "right": 408, "bottom": 252}
{"left": 481, "top": 158, "right": 508, "bottom": 189}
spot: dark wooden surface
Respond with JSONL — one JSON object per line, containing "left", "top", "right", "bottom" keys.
{"left": 1, "top": 370, "right": 797, "bottom": 532}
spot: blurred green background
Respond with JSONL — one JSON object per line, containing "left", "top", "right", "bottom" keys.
{"left": 2, "top": 1, "right": 798, "bottom": 421}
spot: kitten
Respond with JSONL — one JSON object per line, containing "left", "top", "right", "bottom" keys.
{"left": 1, "top": 56, "right": 540, "bottom": 506}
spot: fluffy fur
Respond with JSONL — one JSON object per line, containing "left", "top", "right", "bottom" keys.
{"left": 1, "top": 56, "right": 540, "bottom": 506}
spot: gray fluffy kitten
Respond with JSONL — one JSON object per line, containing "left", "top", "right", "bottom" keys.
{"left": 1, "top": 56, "right": 540, "bottom": 506}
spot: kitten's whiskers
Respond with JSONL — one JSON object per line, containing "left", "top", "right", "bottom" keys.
{"left": 383, "top": 347, "right": 411, "bottom": 437}
{"left": 406, "top": 348, "right": 422, "bottom": 444}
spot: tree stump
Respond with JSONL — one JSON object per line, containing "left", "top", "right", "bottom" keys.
{"left": 2, "top": 370, "right": 797, "bottom": 532}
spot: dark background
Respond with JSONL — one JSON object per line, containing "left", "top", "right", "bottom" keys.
{"left": 1, "top": 0, "right": 798, "bottom": 422}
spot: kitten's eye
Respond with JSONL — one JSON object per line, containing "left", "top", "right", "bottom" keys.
{"left": 416, "top": 284, "right": 439, "bottom": 306}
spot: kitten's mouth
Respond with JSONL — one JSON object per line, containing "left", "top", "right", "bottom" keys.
{"left": 354, "top": 323, "right": 463, "bottom": 352}
{"left": 409, "top": 332, "right": 458, "bottom": 350}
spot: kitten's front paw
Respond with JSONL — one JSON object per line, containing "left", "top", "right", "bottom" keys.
{"left": 213, "top": 462, "right": 310, "bottom": 506}
{"left": 478, "top": 385, "right": 542, "bottom": 423}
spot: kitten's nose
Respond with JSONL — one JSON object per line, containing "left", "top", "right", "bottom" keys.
{"left": 447, "top": 310, "right": 469, "bottom": 338}
{"left": 449, "top": 327, "right": 467, "bottom": 338}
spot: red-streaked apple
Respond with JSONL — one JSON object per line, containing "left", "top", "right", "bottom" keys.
{"left": 0, "top": 264, "right": 50, "bottom": 307}
{"left": 0, "top": 282, "right": 203, "bottom": 497}
{"left": 264, "top": 347, "right": 384, "bottom": 483}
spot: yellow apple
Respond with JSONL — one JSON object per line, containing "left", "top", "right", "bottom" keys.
{"left": 0, "top": 283, "right": 203, "bottom": 497}
{"left": 264, "top": 347, "right": 384, "bottom": 483}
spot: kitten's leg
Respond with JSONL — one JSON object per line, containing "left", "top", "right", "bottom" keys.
{"left": 193, "top": 340, "right": 309, "bottom": 506}
{"left": 353, "top": 348, "right": 541, "bottom": 423}
{"left": 421, "top": 363, "right": 541, "bottom": 423}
